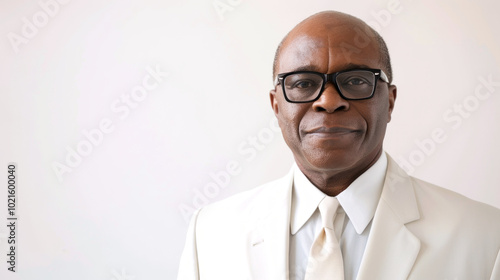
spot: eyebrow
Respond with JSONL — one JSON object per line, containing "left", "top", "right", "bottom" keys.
{"left": 289, "top": 63, "right": 374, "bottom": 73}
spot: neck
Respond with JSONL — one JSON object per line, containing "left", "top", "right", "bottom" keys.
{"left": 298, "top": 149, "right": 383, "bottom": 197}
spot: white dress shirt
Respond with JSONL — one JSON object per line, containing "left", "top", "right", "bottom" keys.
{"left": 289, "top": 153, "right": 388, "bottom": 280}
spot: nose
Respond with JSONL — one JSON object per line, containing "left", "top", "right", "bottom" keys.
{"left": 312, "top": 83, "right": 350, "bottom": 113}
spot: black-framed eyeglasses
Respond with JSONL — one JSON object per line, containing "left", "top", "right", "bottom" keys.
{"left": 274, "top": 68, "right": 389, "bottom": 103}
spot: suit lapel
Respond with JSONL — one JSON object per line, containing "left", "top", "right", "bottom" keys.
{"left": 356, "top": 155, "right": 421, "bottom": 280}
{"left": 247, "top": 169, "right": 294, "bottom": 280}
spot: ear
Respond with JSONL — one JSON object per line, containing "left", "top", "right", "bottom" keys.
{"left": 270, "top": 89, "right": 279, "bottom": 115}
{"left": 387, "top": 84, "right": 397, "bottom": 123}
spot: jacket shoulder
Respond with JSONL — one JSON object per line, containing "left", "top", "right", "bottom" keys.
{"left": 412, "top": 176, "right": 500, "bottom": 218}
{"left": 409, "top": 176, "right": 500, "bottom": 240}
{"left": 196, "top": 171, "right": 292, "bottom": 229}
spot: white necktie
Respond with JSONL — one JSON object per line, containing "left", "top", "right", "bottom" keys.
{"left": 304, "top": 196, "right": 345, "bottom": 280}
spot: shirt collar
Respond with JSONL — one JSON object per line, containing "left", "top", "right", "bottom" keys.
{"left": 290, "top": 153, "right": 387, "bottom": 235}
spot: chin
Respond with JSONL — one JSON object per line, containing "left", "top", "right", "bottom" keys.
{"left": 302, "top": 149, "right": 362, "bottom": 172}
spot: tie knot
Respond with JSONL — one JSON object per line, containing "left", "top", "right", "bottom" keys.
{"left": 318, "top": 196, "right": 340, "bottom": 229}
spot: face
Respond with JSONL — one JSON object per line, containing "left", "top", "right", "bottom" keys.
{"left": 270, "top": 16, "right": 397, "bottom": 178}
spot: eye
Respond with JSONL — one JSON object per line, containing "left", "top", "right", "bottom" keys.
{"left": 291, "top": 80, "right": 317, "bottom": 89}
{"left": 283, "top": 73, "right": 323, "bottom": 93}
{"left": 347, "top": 78, "right": 365, "bottom": 86}
{"left": 346, "top": 78, "right": 367, "bottom": 86}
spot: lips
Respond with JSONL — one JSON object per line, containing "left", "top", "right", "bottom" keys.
{"left": 306, "top": 126, "right": 359, "bottom": 134}
{"left": 303, "top": 126, "right": 361, "bottom": 138}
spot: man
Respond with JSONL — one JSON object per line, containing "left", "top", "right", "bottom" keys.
{"left": 178, "top": 11, "right": 500, "bottom": 280}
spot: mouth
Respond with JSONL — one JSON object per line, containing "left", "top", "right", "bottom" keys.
{"left": 304, "top": 126, "right": 361, "bottom": 138}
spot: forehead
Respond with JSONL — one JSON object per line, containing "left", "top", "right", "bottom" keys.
{"left": 278, "top": 24, "right": 381, "bottom": 74}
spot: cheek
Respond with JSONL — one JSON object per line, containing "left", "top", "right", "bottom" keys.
{"left": 364, "top": 100, "right": 390, "bottom": 139}
{"left": 277, "top": 103, "right": 308, "bottom": 142}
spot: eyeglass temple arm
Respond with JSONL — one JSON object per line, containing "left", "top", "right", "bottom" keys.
{"left": 273, "top": 76, "right": 280, "bottom": 87}
{"left": 380, "top": 70, "right": 389, "bottom": 83}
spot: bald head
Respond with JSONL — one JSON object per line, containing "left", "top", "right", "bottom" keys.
{"left": 272, "top": 11, "right": 393, "bottom": 83}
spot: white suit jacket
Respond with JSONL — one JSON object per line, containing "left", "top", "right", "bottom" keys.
{"left": 178, "top": 155, "right": 500, "bottom": 280}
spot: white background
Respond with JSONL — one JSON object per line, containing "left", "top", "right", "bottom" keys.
{"left": 1, "top": 0, "right": 499, "bottom": 279}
